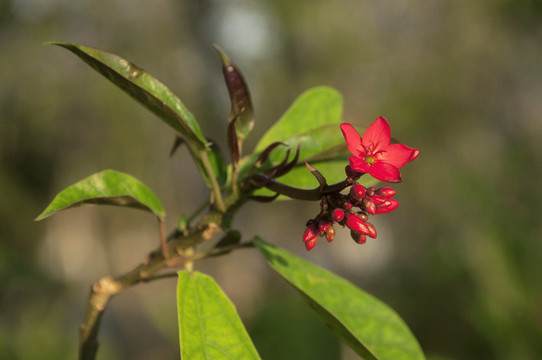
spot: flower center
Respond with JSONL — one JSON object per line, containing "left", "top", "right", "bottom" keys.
{"left": 362, "top": 142, "right": 385, "bottom": 166}
{"left": 365, "top": 155, "right": 375, "bottom": 165}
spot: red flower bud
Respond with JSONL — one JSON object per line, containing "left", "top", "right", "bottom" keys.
{"left": 332, "top": 208, "right": 345, "bottom": 222}
{"left": 326, "top": 225, "right": 335, "bottom": 242}
{"left": 365, "top": 222, "right": 377, "bottom": 238}
{"left": 319, "top": 220, "right": 330, "bottom": 233}
{"left": 375, "top": 199, "right": 399, "bottom": 214}
{"left": 363, "top": 197, "right": 376, "bottom": 215}
{"left": 350, "top": 230, "right": 366, "bottom": 244}
{"left": 345, "top": 213, "right": 369, "bottom": 235}
{"left": 366, "top": 187, "right": 376, "bottom": 197}
{"left": 303, "top": 222, "right": 319, "bottom": 243}
{"left": 305, "top": 237, "right": 318, "bottom": 251}
{"left": 357, "top": 212, "right": 368, "bottom": 221}
{"left": 377, "top": 200, "right": 392, "bottom": 208}
{"left": 345, "top": 165, "right": 361, "bottom": 179}
{"left": 350, "top": 183, "right": 366, "bottom": 201}
{"left": 371, "top": 195, "right": 388, "bottom": 205}
{"left": 375, "top": 187, "right": 396, "bottom": 198}
{"left": 344, "top": 202, "right": 353, "bottom": 210}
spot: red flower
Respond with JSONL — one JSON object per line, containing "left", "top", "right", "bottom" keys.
{"left": 340, "top": 117, "right": 419, "bottom": 183}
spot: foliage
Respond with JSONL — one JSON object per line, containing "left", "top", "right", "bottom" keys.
{"left": 36, "top": 43, "right": 424, "bottom": 359}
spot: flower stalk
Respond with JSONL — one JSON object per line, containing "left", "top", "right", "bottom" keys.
{"left": 250, "top": 173, "right": 350, "bottom": 201}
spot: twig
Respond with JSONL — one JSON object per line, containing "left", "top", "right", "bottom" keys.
{"left": 250, "top": 174, "right": 349, "bottom": 201}
{"left": 142, "top": 241, "right": 255, "bottom": 282}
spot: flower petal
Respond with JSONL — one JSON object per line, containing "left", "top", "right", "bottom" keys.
{"left": 340, "top": 123, "right": 364, "bottom": 158}
{"left": 370, "top": 161, "right": 402, "bottom": 183}
{"left": 349, "top": 156, "right": 371, "bottom": 174}
{"left": 362, "top": 117, "right": 391, "bottom": 153}
{"left": 376, "top": 143, "right": 417, "bottom": 168}
{"left": 410, "top": 148, "right": 420, "bottom": 161}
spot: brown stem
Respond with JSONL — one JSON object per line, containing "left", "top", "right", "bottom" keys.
{"left": 250, "top": 174, "right": 349, "bottom": 201}
{"left": 79, "top": 252, "right": 168, "bottom": 360}
{"left": 142, "top": 241, "right": 255, "bottom": 282}
{"left": 79, "top": 188, "right": 251, "bottom": 360}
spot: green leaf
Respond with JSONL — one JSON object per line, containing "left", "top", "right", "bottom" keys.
{"left": 177, "top": 271, "right": 261, "bottom": 360}
{"left": 254, "top": 86, "right": 344, "bottom": 163}
{"left": 253, "top": 237, "right": 425, "bottom": 360}
{"left": 35, "top": 170, "right": 165, "bottom": 221}
{"left": 238, "top": 87, "right": 347, "bottom": 184}
{"left": 47, "top": 42, "right": 209, "bottom": 150}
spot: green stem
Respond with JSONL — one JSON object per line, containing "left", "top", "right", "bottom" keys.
{"left": 200, "top": 149, "right": 226, "bottom": 212}
{"left": 231, "top": 164, "right": 239, "bottom": 196}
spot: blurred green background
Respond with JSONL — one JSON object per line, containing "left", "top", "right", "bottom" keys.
{"left": 1, "top": 1, "right": 542, "bottom": 359}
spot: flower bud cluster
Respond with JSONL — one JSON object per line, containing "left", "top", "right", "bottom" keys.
{"left": 303, "top": 218, "right": 336, "bottom": 251}
{"left": 302, "top": 166, "right": 400, "bottom": 251}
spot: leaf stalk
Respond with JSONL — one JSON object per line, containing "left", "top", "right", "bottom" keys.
{"left": 200, "top": 149, "right": 226, "bottom": 212}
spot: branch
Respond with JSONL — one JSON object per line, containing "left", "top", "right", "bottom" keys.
{"left": 142, "top": 241, "right": 255, "bottom": 282}
{"left": 79, "top": 251, "right": 168, "bottom": 360}
{"left": 78, "top": 188, "right": 250, "bottom": 360}
{"left": 250, "top": 174, "right": 349, "bottom": 201}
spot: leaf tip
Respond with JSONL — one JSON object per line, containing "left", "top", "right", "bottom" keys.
{"left": 34, "top": 208, "right": 52, "bottom": 221}
{"left": 43, "top": 41, "right": 68, "bottom": 48}
{"left": 213, "top": 44, "right": 231, "bottom": 66}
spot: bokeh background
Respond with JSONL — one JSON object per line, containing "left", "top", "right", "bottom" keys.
{"left": 2, "top": 0, "right": 542, "bottom": 359}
